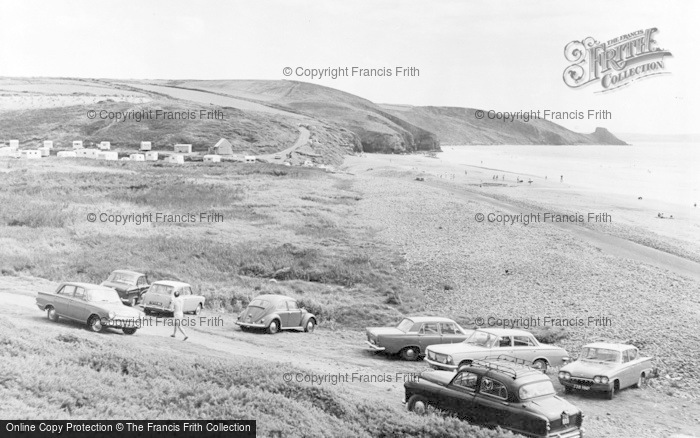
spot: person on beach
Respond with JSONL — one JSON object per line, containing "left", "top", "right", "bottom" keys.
{"left": 170, "top": 290, "right": 188, "bottom": 341}
{"left": 560, "top": 175, "right": 563, "bottom": 182}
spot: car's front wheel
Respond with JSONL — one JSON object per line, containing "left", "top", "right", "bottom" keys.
{"left": 129, "top": 297, "right": 137, "bottom": 307}
{"left": 47, "top": 306, "right": 59, "bottom": 322}
{"left": 407, "top": 395, "right": 429, "bottom": 415}
{"left": 267, "top": 319, "right": 280, "bottom": 334}
{"left": 400, "top": 347, "right": 420, "bottom": 361}
{"left": 123, "top": 328, "right": 137, "bottom": 335}
{"left": 304, "top": 319, "right": 316, "bottom": 333}
{"left": 634, "top": 374, "right": 645, "bottom": 388}
{"left": 193, "top": 304, "right": 202, "bottom": 315}
{"left": 88, "top": 315, "right": 103, "bottom": 333}
{"left": 606, "top": 381, "right": 618, "bottom": 400}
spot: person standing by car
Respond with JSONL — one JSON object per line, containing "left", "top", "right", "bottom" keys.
{"left": 170, "top": 290, "right": 188, "bottom": 341}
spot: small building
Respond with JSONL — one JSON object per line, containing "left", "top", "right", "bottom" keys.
{"left": 140, "top": 141, "right": 152, "bottom": 151}
{"left": 72, "top": 141, "right": 84, "bottom": 149}
{"left": 244, "top": 155, "right": 256, "bottom": 163}
{"left": 203, "top": 154, "right": 221, "bottom": 163}
{"left": 168, "top": 154, "right": 185, "bottom": 164}
{"left": 43, "top": 140, "right": 54, "bottom": 149}
{"left": 38, "top": 147, "right": 51, "bottom": 157}
{"left": 99, "top": 141, "right": 111, "bottom": 150}
{"left": 98, "top": 151, "right": 118, "bottom": 161}
{"left": 76, "top": 148, "right": 99, "bottom": 159}
{"left": 303, "top": 160, "right": 314, "bottom": 167}
{"left": 20, "top": 150, "right": 41, "bottom": 159}
{"left": 57, "top": 151, "right": 77, "bottom": 158}
{"left": 174, "top": 144, "right": 192, "bottom": 154}
{"left": 9, "top": 140, "right": 19, "bottom": 150}
{"left": 212, "top": 138, "right": 233, "bottom": 155}
{"left": 130, "top": 154, "right": 145, "bottom": 161}
{"left": 145, "top": 151, "right": 159, "bottom": 161}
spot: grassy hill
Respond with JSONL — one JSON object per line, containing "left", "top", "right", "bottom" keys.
{"left": 379, "top": 105, "right": 628, "bottom": 145}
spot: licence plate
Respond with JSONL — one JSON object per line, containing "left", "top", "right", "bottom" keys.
{"left": 573, "top": 384, "right": 590, "bottom": 390}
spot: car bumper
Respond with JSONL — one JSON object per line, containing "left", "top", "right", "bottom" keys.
{"left": 546, "top": 427, "right": 584, "bottom": 438}
{"left": 424, "top": 358, "right": 457, "bottom": 371}
{"left": 365, "top": 341, "right": 386, "bottom": 351}
{"left": 559, "top": 379, "right": 611, "bottom": 392}
{"left": 235, "top": 321, "right": 266, "bottom": 328}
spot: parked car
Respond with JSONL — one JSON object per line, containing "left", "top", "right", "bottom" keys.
{"left": 558, "top": 342, "right": 654, "bottom": 399}
{"left": 100, "top": 270, "right": 150, "bottom": 306}
{"left": 235, "top": 294, "right": 316, "bottom": 334}
{"left": 366, "top": 317, "right": 472, "bottom": 360}
{"left": 141, "top": 281, "right": 205, "bottom": 316}
{"left": 404, "top": 358, "right": 584, "bottom": 437}
{"left": 36, "top": 282, "right": 143, "bottom": 334}
{"left": 425, "top": 328, "right": 570, "bottom": 372}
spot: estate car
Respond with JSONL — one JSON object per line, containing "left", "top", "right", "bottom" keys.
{"left": 100, "top": 270, "right": 150, "bottom": 306}
{"left": 141, "top": 281, "right": 205, "bottom": 316}
{"left": 558, "top": 342, "right": 654, "bottom": 399}
{"left": 425, "top": 328, "right": 570, "bottom": 373}
{"left": 36, "top": 282, "right": 143, "bottom": 334}
{"left": 366, "top": 317, "right": 471, "bottom": 360}
{"left": 404, "top": 358, "right": 584, "bottom": 437}
{"left": 235, "top": 294, "right": 316, "bottom": 334}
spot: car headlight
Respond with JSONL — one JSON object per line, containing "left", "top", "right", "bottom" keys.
{"left": 558, "top": 371, "right": 571, "bottom": 380}
{"left": 593, "top": 375, "right": 609, "bottom": 384}
{"left": 446, "top": 355, "right": 453, "bottom": 364}
{"left": 108, "top": 311, "right": 115, "bottom": 319}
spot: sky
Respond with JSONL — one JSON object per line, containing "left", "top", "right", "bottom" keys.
{"left": 1, "top": 0, "right": 698, "bottom": 135}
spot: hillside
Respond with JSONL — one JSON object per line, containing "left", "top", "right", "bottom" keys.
{"left": 379, "top": 105, "right": 628, "bottom": 145}
{"left": 131, "top": 79, "right": 441, "bottom": 153}
{"left": 0, "top": 77, "right": 627, "bottom": 160}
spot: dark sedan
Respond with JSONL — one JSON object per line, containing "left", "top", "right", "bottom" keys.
{"left": 404, "top": 358, "right": 584, "bottom": 437}
{"left": 100, "top": 270, "right": 150, "bottom": 306}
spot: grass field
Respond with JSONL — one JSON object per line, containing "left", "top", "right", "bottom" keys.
{"left": 0, "top": 159, "right": 422, "bottom": 328}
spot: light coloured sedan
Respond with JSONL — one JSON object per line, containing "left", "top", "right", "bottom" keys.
{"left": 141, "top": 280, "right": 205, "bottom": 316}
{"left": 424, "top": 328, "right": 570, "bottom": 373}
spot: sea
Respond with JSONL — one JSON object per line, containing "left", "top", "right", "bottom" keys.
{"left": 442, "top": 143, "right": 699, "bottom": 210}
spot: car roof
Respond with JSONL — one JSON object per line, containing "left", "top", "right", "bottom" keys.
{"left": 62, "top": 282, "right": 115, "bottom": 291}
{"left": 111, "top": 270, "right": 145, "bottom": 276}
{"left": 404, "top": 316, "right": 457, "bottom": 324}
{"left": 151, "top": 280, "right": 191, "bottom": 288}
{"left": 583, "top": 342, "right": 636, "bottom": 351}
{"left": 463, "top": 360, "right": 547, "bottom": 383}
{"left": 252, "top": 294, "right": 295, "bottom": 302}
{"left": 476, "top": 328, "right": 535, "bottom": 337}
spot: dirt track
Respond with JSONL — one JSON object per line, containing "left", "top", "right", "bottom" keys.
{"left": 2, "top": 276, "right": 699, "bottom": 437}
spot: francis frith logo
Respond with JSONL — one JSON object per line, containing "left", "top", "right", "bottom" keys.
{"left": 563, "top": 27, "right": 672, "bottom": 92}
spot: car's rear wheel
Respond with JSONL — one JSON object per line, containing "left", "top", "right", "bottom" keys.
{"left": 532, "top": 359, "right": 548, "bottom": 373}
{"left": 144, "top": 309, "right": 152, "bottom": 316}
{"left": 267, "top": 319, "right": 280, "bottom": 334}
{"left": 304, "top": 319, "right": 316, "bottom": 333}
{"left": 123, "top": 328, "right": 137, "bottom": 335}
{"left": 88, "top": 315, "right": 103, "bottom": 333}
{"left": 407, "top": 395, "right": 428, "bottom": 415}
{"left": 47, "top": 306, "right": 59, "bottom": 322}
{"left": 400, "top": 347, "right": 420, "bottom": 361}
{"left": 194, "top": 304, "right": 202, "bottom": 315}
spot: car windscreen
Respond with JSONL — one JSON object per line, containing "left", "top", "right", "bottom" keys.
{"left": 108, "top": 272, "right": 138, "bottom": 284}
{"left": 518, "top": 381, "right": 556, "bottom": 400}
{"left": 248, "top": 299, "right": 270, "bottom": 309}
{"left": 463, "top": 331, "right": 497, "bottom": 347}
{"left": 396, "top": 318, "right": 414, "bottom": 333}
{"left": 581, "top": 347, "right": 621, "bottom": 362}
{"left": 149, "top": 284, "right": 174, "bottom": 296}
{"left": 87, "top": 289, "right": 122, "bottom": 303}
